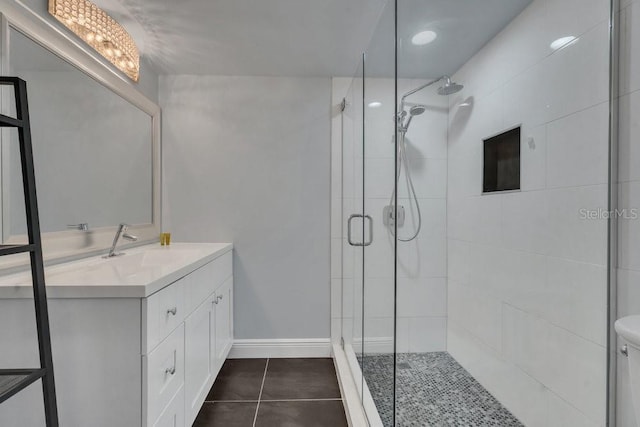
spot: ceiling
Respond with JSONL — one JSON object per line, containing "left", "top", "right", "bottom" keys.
{"left": 367, "top": 0, "right": 532, "bottom": 78}
{"left": 95, "top": 0, "right": 386, "bottom": 77}
{"left": 89, "top": 0, "right": 531, "bottom": 78}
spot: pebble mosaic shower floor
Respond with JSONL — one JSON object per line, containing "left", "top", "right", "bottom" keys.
{"left": 357, "top": 352, "right": 524, "bottom": 426}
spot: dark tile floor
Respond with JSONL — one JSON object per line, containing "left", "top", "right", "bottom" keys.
{"left": 194, "top": 358, "right": 348, "bottom": 427}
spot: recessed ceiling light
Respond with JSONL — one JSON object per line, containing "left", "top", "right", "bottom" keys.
{"left": 550, "top": 36, "right": 577, "bottom": 51}
{"left": 412, "top": 30, "right": 437, "bottom": 46}
{"left": 368, "top": 101, "right": 382, "bottom": 108}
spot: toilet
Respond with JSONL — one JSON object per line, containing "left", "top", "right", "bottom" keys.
{"left": 616, "top": 315, "right": 640, "bottom": 425}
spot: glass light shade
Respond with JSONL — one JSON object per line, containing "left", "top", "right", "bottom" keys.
{"left": 48, "top": 0, "right": 140, "bottom": 81}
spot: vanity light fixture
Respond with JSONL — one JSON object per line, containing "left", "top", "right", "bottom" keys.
{"left": 48, "top": 0, "right": 140, "bottom": 81}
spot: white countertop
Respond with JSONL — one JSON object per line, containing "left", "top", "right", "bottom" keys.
{"left": 0, "top": 242, "right": 233, "bottom": 299}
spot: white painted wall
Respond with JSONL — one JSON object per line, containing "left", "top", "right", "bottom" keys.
{"left": 160, "top": 75, "right": 331, "bottom": 340}
{"left": 617, "top": 0, "right": 640, "bottom": 425}
{"left": 446, "top": 0, "right": 610, "bottom": 426}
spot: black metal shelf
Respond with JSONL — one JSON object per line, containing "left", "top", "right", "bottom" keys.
{"left": 0, "top": 113, "right": 23, "bottom": 128}
{"left": 0, "top": 244, "right": 35, "bottom": 256}
{"left": 0, "top": 369, "right": 47, "bottom": 404}
{"left": 0, "top": 77, "right": 58, "bottom": 426}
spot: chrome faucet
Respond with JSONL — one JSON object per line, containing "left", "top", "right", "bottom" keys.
{"left": 105, "top": 223, "right": 138, "bottom": 258}
{"left": 67, "top": 223, "right": 89, "bottom": 231}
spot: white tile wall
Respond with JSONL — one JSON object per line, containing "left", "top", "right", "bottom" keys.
{"left": 619, "top": 181, "right": 640, "bottom": 271}
{"left": 619, "top": 91, "right": 640, "bottom": 183}
{"left": 546, "top": 102, "right": 609, "bottom": 189}
{"left": 502, "top": 305, "right": 607, "bottom": 422}
{"left": 621, "top": 2, "right": 640, "bottom": 96}
{"left": 448, "top": 321, "right": 550, "bottom": 427}
{"left": 618, "top": 0, "right": 640, "bottom": 424}
{"left": 447, "top": 0, "right": 610, "bottom": 425}
{"left": 520, "top": 124, "right": 548, "bottom": 191}
{"left": 448, "top": 281, "right": 503, "bottom": 352}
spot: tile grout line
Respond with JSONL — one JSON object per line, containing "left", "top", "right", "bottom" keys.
{"left": 252, "top": 358, "right": 269, "bottom": 427}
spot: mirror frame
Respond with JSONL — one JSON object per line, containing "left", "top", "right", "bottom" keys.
{"left": 0, "top": 0, "right": 161, "bottom": 270}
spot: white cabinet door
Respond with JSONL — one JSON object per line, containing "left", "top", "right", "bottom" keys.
{"left": 153, "top": 386, "right": 184, "bottom": 427}
{"left": 184, "top": 295, "right": 215, "bottom": 426}
{"left": 213, "top": 277, "right": 233, "bottom": 374}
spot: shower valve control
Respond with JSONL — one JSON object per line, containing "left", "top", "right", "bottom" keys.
{"left": 383, "top": 205, "right": 405, "bottom": 228}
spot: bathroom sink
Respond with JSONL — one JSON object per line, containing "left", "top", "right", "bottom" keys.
{"left": 103, "top": 248, "right": 201, "bottom": 268}
{"left": 0, "top": 242, "right": 232, "bottom": 298}
{"left": 68, "top": 248, "right": 204, "bottom": 281}
{"left": 615, "top": 315, "right": 640, "bottom": 346}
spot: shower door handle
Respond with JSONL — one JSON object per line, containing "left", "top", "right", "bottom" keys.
{"left": 363, "top": 215, "right": 373, "bottom": 246}
{"left": 347, "top": 214, "right": 373, "bottom": 247}
{"left": 347, "top": 214, "right": 361, "bottom": 246}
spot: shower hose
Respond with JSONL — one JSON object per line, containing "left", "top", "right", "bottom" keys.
{"left": 388, "top": 131, "right": 422, "bottom": 242}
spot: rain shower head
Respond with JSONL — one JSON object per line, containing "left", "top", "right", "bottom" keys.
{"left": 397, "top": 76, "right": 463, "bottom": 133}
{"left": 437, "top": 77, "right": 464, "bottom": 96}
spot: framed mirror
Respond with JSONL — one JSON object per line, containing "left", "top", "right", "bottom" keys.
{"left": 0, "top": 3, "right": 160, "bottom": 269}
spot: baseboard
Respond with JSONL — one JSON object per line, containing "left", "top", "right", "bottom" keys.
{"left": 229, "top": 338, "right": 332, "bottom": 358}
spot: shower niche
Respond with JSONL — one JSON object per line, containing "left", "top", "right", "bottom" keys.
{"left": 483, "top": 126, "right": 521, "bottom": 193}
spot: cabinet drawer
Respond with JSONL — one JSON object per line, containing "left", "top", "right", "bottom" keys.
{"left": 185, "top": 251, "right": 232, "bottom": 313}
{"left": 152, "top": 385, "right": 184, "bottom": 427}
{"left": 144, "top": 278, "right": 186, "bottom": 353}
{"left": 144, "top": 324, "right": 185, "bottom": 426}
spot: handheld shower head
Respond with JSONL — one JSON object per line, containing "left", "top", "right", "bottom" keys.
{"left": 437, "top": 77, "right": 464, "bottom": 95}
{"left": 409, "top": 105, "right": 426, "bottom": 116}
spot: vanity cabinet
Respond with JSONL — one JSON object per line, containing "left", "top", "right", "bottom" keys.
{"left": 144, "top": 250, "right": 234, "bottom": 427}
{"left": 0, "top": 243, "right": 233, "bottom": 427}
{"left": 183, "top": 277, "right": 233, "bottom": 425}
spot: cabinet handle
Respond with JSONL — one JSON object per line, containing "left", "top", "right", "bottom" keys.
{"left": 165, "top": 366, "right": 176, "bottom": 375}
{"left": 167, "top": 307, "right": 177, "bottom": 316}
{"left": 217, "top": 295, "right": 224, "bottom": 302}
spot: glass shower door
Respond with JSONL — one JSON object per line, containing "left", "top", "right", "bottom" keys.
{"left": 341, "top": 0, "right": 398, "bottom": 419}
{"left": 361, "top": 1, "right": 398, "bottom": 424}
{"left": 341, "top": 56, "right": 365, "bottom": 400}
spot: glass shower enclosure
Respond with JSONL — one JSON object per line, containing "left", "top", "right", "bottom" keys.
{"left": 338, "top": 0, "right": 615, "bottom": 425}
